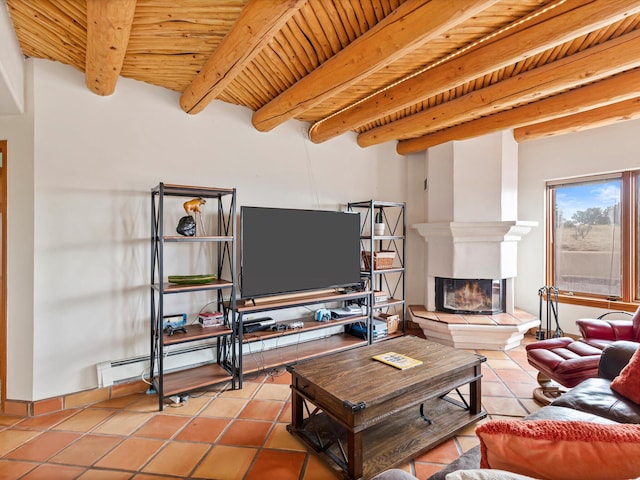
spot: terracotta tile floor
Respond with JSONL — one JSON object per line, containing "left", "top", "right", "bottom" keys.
{"left": 0, "top": 335, "right": 543, "bottom": 480}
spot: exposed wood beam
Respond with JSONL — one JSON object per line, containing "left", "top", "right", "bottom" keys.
{"left": 514, "top": 97, "right": 640, "bottom": 142}
{"left": 309, "top": 0, "right": 640, "bottom": 144}
{"left": 85, "top": 0, "right": 136, "bottom": 96}
{"left": 396, "top": 68, "right": 640, "bottom": 155}
{"left": 180, "top": 0, "right": 306, "bottom": 115}
{"left": 251, "top": 0, "right": 498, "bottom": 132}
{"left": 358, "top": 29, "right": 640, "bottom": 147}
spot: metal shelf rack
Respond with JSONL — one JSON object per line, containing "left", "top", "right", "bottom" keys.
{"left": 150, "top": 182, "right": 237, "bottom": 411}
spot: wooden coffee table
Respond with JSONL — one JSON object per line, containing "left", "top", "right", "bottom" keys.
{"left": 287, "top": 336, "right": 486, "bottom": 480}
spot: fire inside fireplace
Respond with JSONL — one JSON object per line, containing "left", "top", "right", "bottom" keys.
{"left": 435, "top": 277, "right": 506, "bottom": 314}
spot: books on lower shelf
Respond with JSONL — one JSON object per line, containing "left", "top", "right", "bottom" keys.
{"left": 372, "top": 352, "right": 423, "bottom": 370}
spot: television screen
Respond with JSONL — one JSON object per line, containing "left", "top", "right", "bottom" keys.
{"left": 240, "top": 206, "right": 361, "bottom": 299}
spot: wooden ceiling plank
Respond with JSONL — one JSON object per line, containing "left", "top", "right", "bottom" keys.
{"left": 9, "top": 0, "right": 86, "bottom": 69}
{"left": 261, "top": 45, "right": 299, "bottom": 85}
{"left": 320, "top": 0, "right": 352, "bottom": 48}
{"left": 287, "top": 15, "right": 321, "bottom": 69}
{"left": 514, "top": 97, "right": 640, "bottom": 142}
{"left": 310, "top": 0, "right": 640, "bottom": 143}
{"left": 348, "top": 0, "right": 371, "bottom": 32}
{"left": 396, "top": 67, "right": 640, "bottom": 155}
{"left": 271, "top": 31, "right": 308, "bottom": 80}
{"left": 253, "top": 55, "right": 289, "bottom": 93}
{"left": 370, "top": 0, "right": 386, "bottom": 23}
{"left": 536, "top": 48, "right": 554, "bottom": 66}
{"left": 359, "top": 29, "right": 640, "bottom": 147}
{"left": 252, "top": 0, "right": 498, "bottom": 132}
{"left": 299, "top": 2, "right": 334, "bottom": 62}
{"left": 360, "top": 0, "right": 379, "bottom": 26}
{"left": 338, "top": 0, "right": 364, "bottom": 38}
{"left": 180, "top": 0, "right": 306, "bottom": 115}
{"left": 241, "top": 66, "right": 275, "bottom": 104}
{"left": 85, "top": 0, "right": 137, "bottom": 96}
{"left": 228, "top": 76, "right": 263, "bottom": 110}
{"left": 310, "top": 1, "right": 343, "bottom": 53}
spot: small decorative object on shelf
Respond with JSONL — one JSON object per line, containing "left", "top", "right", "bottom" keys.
{"left": 167, "top": 274, "right": 217, "bottom": 285}
{"left": 176, "top": 215, "right": 196, "bottom": 236}
{"left": 362, "top": 250, "right": 395, "bottom": 270}
{"left": 177, "top": 197, "right": 207, "bottom": 236}
{"left": 374, "top": 209, "right": 385, "bottom": 236}
{"left": 183, "top": 197, "right": 206, "bottom": 215}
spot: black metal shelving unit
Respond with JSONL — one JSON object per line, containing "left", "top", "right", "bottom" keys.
{"left": 347, "top": 200, "right": 406, "bottom": 342}
{"left": 150, "top": 182, "right": 237, "bottom": 411}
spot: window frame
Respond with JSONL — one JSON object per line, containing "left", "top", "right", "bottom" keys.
{"left": 546, "top": 170, "right": 638, "bottom": 312}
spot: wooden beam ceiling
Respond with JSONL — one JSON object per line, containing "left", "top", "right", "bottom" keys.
{"left": 397, "top": 67, "right": 640, "bottom": 154}
{"left": 8, "top": 0, "right": 640, "bottom": 153}
{"left": 85, "top": 0, "right": 137, "bottom": 96}
{"left": 513, "top": 97, "right": 640, "bottom": 142}
{"left": 250, "top": 0, "right": 499, "bottom": 132}
{"left": 357, "top": 29, "right": 640, "bottom": 147}
{"left": 308, "top": 0, "right": 640, "bottom": 144}
{"left": 180, "top": 0, "right": 306, "bottom": 115}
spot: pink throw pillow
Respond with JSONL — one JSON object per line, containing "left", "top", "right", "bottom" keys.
{"left": 476, "top": 419, "right": 640, "bottom": 480}
{"left": 611, "top": 346, "right": 640, "bottom": 403}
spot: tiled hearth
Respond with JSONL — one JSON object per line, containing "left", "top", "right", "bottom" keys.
{"left": 409, "top": 305, "right": 540, "bottom": 351}
{"left": 0, "top": 336, "right": 543, "bottom": 479}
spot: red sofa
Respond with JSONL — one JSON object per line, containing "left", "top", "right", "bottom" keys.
{"left": 424, "top": 341, "right": 640, "bottom": 480}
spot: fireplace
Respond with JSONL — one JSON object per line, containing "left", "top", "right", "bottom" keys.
{"left": 409, "top": 133, "right": 540, "bottom": 348}
{"left": 435, "top": 277, "right": 506, "bottom": 315}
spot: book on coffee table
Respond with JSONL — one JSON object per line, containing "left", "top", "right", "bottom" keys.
{"left": 372, "top": 351, "right": 423, "bottom": 370}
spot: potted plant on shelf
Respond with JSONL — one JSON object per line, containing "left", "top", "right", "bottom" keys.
{"left": 374, "top": 210, "right": 385, "bottom": 236}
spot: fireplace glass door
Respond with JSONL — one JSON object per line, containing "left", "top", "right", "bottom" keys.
{"left": 435, "top": 277, "right": 505, "bottom": 314}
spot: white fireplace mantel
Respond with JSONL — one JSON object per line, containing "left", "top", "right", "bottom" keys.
{"left": 413, "top": 220, "right": 537, "bottom": 243}
{"left": 412, "top": 219, "right": 538, "bottom": 308}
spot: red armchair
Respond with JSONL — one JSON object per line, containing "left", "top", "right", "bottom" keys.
{"left": 526, "top": 306, "right": 640, "bottom": 405}
{"left": 577, "top": 307, "right": 640, "bottom": 350}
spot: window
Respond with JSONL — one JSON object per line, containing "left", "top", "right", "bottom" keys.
{"left": 547, "top": 171, "right": 637, "bottom": 309}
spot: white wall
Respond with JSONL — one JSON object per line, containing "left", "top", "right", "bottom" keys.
{"left": 405, "top": 153, "right": 426, "bottom": 306}
{"left": 517, "top": 118, "right": 640, "bottom": 335}
{"left": 5, "top": 59, "right": 408, "bottom": 401}
{"left": 0, "top": 60, "right": 35, "bottom": 401}
{"left": 5, "top": 56, "right": 639, "bottom": 401}
{"left": 0, "top": 0, "right": 24, "bottom": 114}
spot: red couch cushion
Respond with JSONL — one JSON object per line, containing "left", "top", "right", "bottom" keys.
{"left": 477, "top": 419, "right": 640, "bottom": 480}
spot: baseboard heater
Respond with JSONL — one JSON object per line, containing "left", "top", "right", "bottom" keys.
{"left": 98, "top": 326, "right": 344, "bottom": 387}
{"left": 97, "top": 340, "right": 220, "bottom": 388}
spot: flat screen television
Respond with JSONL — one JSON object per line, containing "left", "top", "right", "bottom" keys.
{"left": 240, "top": 206, "right": 361, "bottom": 299}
